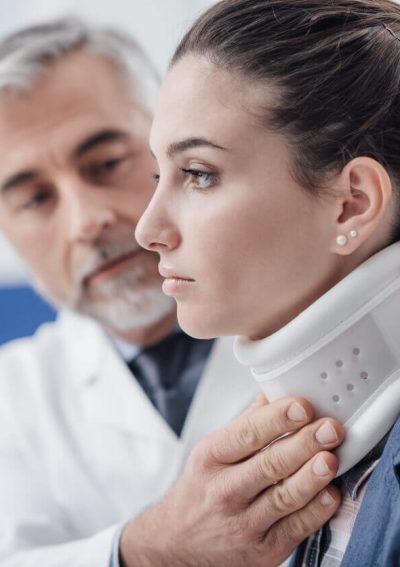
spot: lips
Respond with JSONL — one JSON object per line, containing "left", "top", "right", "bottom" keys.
{"left": 85, "top": 249, "right": 142, "bottom": 285}
{"left": 158, "top": 265, "right": 195, "bottom": 296}
{"left": 158, "top": 265, "right": 194, "bottom": 281}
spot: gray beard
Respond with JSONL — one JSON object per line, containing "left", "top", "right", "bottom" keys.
{"left": 77, "top": 273, "right": 175, "bottom": 332}
{"left": 33, "top": 262, "right": 175, "bottom": 333}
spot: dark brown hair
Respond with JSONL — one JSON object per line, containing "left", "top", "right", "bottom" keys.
{"left": 172, "top": 0, "right": 400, "bottom": 239}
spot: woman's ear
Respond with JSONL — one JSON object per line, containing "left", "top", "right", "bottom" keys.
{"left": 331, "top": 157, "right": 393, "bottom": 255}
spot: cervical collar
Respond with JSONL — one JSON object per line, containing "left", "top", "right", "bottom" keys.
{"left": 234, "top": 242, "right": 400, "bottom": 476}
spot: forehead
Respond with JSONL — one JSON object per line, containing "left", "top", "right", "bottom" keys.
{"left": 151, "top": 55, "right": 275, "bottom": 151}
{"left": 0, "top": 51, "right": 150, "bottom": 170}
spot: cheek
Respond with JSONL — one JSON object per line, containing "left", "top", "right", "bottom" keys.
{"left": 182, "top": 206, "right": 261, "bottom": 302}
{"left": 25, "top": 244, "right": 60, "bottom": 282}
{"left": 199, "top": 198, "right": 308, "bottom": 299}
{"left": 199, "top": 194, "right": 280, "bottom": 263}
{"left": 125, "top": 179, "right": 155, "bottom": 218}
{"left": 4, "top": 220, "right": 66, "bottom": 289}
{"left": 3, "top": 226, "right": 46, "bottom": 266}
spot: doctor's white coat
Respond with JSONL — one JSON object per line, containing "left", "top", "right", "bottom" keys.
{"left": 0, "top": 311, "right": 259, "bottom": 566}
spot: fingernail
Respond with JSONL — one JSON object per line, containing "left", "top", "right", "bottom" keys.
{"left": 320, "top": 489, "right": 336, "bottom": 506}
{"left": 315, "top": 422, "right": 338, "bottom": 445}
{"left": 312, "top": 455, "right": 331, "bottom": 477}
{"left": 287, "top": 402, "right": 307, "bottom": 422}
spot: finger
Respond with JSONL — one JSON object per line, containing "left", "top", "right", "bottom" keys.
{"left": 207, "top": 397, "right": 314, "bottom": 465}
{"left": 231, "top": 417, "right": 344, "bottom": 500}
{"left": 254, "top": 390, "right": 269, "bottom": 407}
{"left": 246, "top": 451, "right": 339, "bottom": 533}
{"left": 261, "top": 485, "right": 341, "bottom": 565}
{"left": 241, "top": 390, "right": 269, "bottom": 417}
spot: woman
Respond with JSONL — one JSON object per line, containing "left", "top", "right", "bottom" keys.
{"left": 136, "top": 1, "right": 400, "bottom": 564}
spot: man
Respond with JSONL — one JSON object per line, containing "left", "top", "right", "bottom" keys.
{"left": 0, "top": 19, "right": 344, "bottom": 567}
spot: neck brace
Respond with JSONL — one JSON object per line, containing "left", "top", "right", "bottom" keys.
{"left": 234, "top": 242, "right": 400, "bottom": 476}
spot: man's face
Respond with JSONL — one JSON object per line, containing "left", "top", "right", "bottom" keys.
{"left": 0, "top": 51, "right": 173, "bottom": 332}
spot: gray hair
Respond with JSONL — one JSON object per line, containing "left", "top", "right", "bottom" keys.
{"left": 0, "top": 17, "right": 160, "bottom": 112}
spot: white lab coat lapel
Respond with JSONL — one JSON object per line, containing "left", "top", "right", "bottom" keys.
{"left": 61, "top": 312, "right": 259, "bottom": 468}
{"left": 62, "top": 311, "right": 179, "bottom": 445}
{"left": 180, "top": 336, "right": 260, "bottom": 463}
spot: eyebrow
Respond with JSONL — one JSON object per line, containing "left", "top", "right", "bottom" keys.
{"left": 1, "top": 170, "right": 40, "bottom": 195}
{"left": 165, "top": 137, "right": 228, "bottom": 159}
{"left": 73, "top": 129, "right": 129, "bottom": 158}
{"left": 0, "top": 129, "right": 130, "bottom": 196}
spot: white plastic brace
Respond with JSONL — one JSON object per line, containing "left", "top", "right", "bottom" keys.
{"left": 234, "top": 242, "right": 400, "bottom": 476}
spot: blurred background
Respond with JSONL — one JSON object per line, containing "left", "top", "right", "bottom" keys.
{"left": 0, "top": 0, "right": 216, "bottom": 345}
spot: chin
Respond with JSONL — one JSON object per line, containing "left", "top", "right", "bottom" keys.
{"left": 177, "top": 310, "right": 227, "bottom": 340}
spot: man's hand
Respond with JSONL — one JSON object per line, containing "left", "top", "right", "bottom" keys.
{"left": 120, "top": 395, "right": 344, "bottom": 567}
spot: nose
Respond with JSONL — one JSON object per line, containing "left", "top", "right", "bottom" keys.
{"left": 63, "top": 179, "right": 117, "bottom": 243}
{"left": 135, "top": 187, "right": 180, "bottom": 253}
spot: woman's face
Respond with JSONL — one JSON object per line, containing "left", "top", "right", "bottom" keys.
{"left": 136, "top": 56, "right": 344, "bottom": 339}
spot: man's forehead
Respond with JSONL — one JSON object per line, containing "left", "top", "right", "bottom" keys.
{"left": 0, "top": 51, "right": 143, "bottom": 139}
{"left": 0, "top": 118, "right": 130, "bottom": 163}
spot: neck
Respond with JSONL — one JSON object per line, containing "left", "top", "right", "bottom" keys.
{"left": 251, "top": 244, "right": 380, "bottom": 342}
{"left": 107, "top": 309, "right": 178, "bottom": 348}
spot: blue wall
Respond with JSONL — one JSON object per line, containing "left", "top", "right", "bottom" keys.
{"left": 0, "top": 285, "right": 56, "bottom": 345}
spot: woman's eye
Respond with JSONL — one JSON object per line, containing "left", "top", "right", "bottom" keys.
{"left": 181, "top": 168, "right": 218, "bottom": 190}
{"left": 152, "top": 172, "right": 160, "bottom": 185}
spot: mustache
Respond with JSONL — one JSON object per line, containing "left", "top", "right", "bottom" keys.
{"left": 74, "top": 239, "right": 144, "bottom": 287}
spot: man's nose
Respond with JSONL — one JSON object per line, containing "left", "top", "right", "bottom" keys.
{"left": 63, "top": 181, "right": 117, "bottom": 243}
{"left": 135, "top": 189, "right": 180, "bottom": 253}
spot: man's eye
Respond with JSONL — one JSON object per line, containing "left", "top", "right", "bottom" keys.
{"left": 97, "top": 157, "right": 125, "bottom": 174}
{"left": 152, "top": 173, "right": 160, "bottom": 185}
{"left": 104, "top": 157, "right": 126, "bottom": 169}
{"left": 85, "top": 156, "right": 129, "bottom": 181}
{"left": 23, "top": 191, "right": 50, "bottom": 210}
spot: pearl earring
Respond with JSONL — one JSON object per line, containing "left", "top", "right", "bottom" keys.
{"left": 350, "top": 230, "right": 358, "bottom": 239}
{"left": 336, "top": 235, "right": 348, "bottom": 247}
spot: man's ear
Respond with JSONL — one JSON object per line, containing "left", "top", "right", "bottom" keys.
{"left": 331, "top": 157, "right": 393, "bottom": 255}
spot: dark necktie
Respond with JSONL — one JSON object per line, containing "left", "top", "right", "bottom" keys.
{"left": 128, "top": 332, "right": 214, "bottom": 436}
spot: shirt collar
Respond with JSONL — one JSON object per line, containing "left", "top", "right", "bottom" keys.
{"left": 338, "top": 433, "right": 389, "bottom": 500}
{"left": 108, "top": 324, "right": 183, "bottom": 363}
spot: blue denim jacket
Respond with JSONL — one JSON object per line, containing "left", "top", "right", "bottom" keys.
{"left": 291, "top": 416, "right": 400, "bottom": 566}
